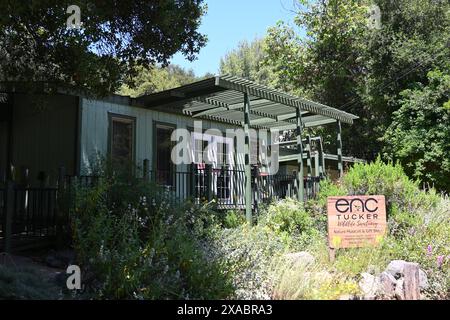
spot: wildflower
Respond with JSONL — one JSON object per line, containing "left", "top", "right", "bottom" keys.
{"left": 426, "top": 245, "right": 433, "bottom": 256}
{"left": 436, "top": 255, "right": 444, "bottom": 269}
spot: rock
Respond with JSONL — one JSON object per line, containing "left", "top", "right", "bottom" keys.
{"left": 386, "top": 260, "right": 408, "bottom": 279}
{"left": 419, "top": 269, "right": 429, "bottom": 290}
{"left": 285, "top": 251, "right": 316, "bottom": 267}
{"left": 395, "top": 279, "right": 405, "bottom": 300}
{"left": 379, "top": 271, "right": 397, "bottom": 297}
{"left": 403, "top": 262, "right": 420, "bottom": 300}
{"left": 359, "top": 272, "right": 381, "bottom": 299}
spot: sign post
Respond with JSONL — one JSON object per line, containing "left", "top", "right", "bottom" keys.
{"left": 327, "top": 195, "right": 387, "bottom": 259}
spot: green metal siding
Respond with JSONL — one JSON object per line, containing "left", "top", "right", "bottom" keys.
{"left": 79, "top": 97, "right": 239, "bottom": 175}
{"left": 11, "top": 93, "right": 78, "bottom": 185}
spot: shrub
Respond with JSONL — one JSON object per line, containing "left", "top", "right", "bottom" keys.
{"left": 205, "top": 224, "right": 287, "bottom": 299}
{"left": 273, "top": 262, "right": 360, "bottom": 300}
{"left": 259, "top": 198, "right": 320, "bottom": 249}
{"left": 221, "top": 210, "right": 246, "bottom": 229}
{"left": 299, "top": 160, "right": 449, "bottom": 299}
{"left": 342, "top": 157, "right": 440, "bottom": 215}
{"left": 70, "top": 161, "right": 233, "bottom": 299}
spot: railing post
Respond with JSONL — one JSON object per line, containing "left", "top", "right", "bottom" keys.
{"left": 205, "top": 164, "right": 213, "bottom": 201}
{"left": 143, "top": 159, "right": 149, "bottom": 182}
{"left": 296, "top": 107, "right": 305, "bottom": 203}
{"left": 3, "top": 181, "right": 14, "bottom": 254}
{"left": 306, "top": 135, "right": 312, "bottom": 199}
{"left": 56, "top": 166, "right": 66, "bottom": 249}
{"left": 190, "top": 163, "right": 196, "bottom": 198}
{"left": 337, "top": 120, "right": 343, "bottom": 178}
{"left": 243, "top": 92, "right": 253, "bottom": 224}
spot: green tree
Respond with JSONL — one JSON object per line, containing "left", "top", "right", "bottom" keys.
{"left": 383, "top": 69, "right": 450, "bottom": 191}
{"left": 264, "top": 0, "right": 371, "bottom": 156}
{"left": 0, "top": 0, "right": 207, "bottom": 96}
{"left": 363, "top": 0, "right": 450, "bottom": 142}
{"left": 262, "top": 0, "right": 450, "bottom": 190}
{"left": 118, "top": 65, "right": 201, "bottom": 97}
{"left": 220, "top": 39, "right": 278, "bottom": 89}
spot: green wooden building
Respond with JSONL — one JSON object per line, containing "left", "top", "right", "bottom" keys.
{"left": 1, "top": 75, "right": 362, "bottom": 221}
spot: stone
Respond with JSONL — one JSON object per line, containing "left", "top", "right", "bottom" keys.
{"left": 379, "top": 271, "right": 397, "bottom": 297}
{"left": 419, "top": 269, "right": 429, "bottom": 290}
{"left": 395, "top": 279, "right": 405, "bottom": 300}
{"left": 386, "top": 260, "right": 408, "bottom": 279}
{"left": 359, "top": 272, "right": 381, "bottom": 299}
{"left": 403, "top": 262, "right": 420, "bottom": 300}
{"left": 285, "top": 251, "right": 316, "bottom": 267}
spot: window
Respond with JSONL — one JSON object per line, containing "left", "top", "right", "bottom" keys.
{"left": 109, "top": 114, "right": 135, "bottom": 165}
{"left": 154, "top": 123, "right": 175, "bottom": 186}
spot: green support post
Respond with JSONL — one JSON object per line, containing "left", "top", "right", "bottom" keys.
{"left": 306, "top": 135, "right": 312, "bottom": 177}
{"left": 244, "top": 92, "right": 252, "bottom": 224}
{"left": 296, "top": 107, "right": 305, "bottom": 202}
{"left": 337, "top": 120, "right": 343, "bottom": 178}
{"left": 318, "top": 137, "right": 325, "bottom": 178}
{"left": 305, "top": 135, "right": 312, "bottom": 199}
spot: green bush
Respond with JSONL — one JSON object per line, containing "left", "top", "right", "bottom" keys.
{"left": 259, "top": 198, "right": 320, "bottom": 248}
{"left": 206, "top": 224, "right": 287, "bottom": 299}
{"left": 301, "top": 160, "right": 449, "bottom": 299}
{"left": 70, "top": 161, "right": 233, "bottom": 299}
{"left": 221, "top": 210, "right": 246, "bottom": 229}
{"left": 342, "top": 157, "right": 440, "bottom": 215}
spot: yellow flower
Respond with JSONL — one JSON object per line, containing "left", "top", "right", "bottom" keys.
{"left": 332, "top": 236, "right": 342, "bottom": 248}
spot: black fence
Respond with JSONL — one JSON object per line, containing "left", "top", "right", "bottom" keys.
{"left": 0, "top": 183, "right": 58, "bottom": 252}
{"left": 143, "top": 167, "right": 321, "bottom": 208}
{"left": 0, "top": 167, "right": 322, "bottom": 252}
{"left": 65, "top": 168, "right": 322, "bottom": 209}
{"left": 0, "top": 186, "right": 5, "bottom": 239}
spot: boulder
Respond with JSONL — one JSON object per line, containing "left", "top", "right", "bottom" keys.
{"left": 285, "top": 251, "right": 316, "bottom": 267}
{"left": 359, "top": 272, "right": 381, "bottom": 299}
{"left": 379, "top": 271, "right": 397, "bottom": 297}
{"left": 386, "top": 260, "right": 408, "bottom": 279}
{"left": 394, "top": 279, "right": 405, "bottom": 300}
{"left": 419, "top": 269, "right": 429, "bottom": 290}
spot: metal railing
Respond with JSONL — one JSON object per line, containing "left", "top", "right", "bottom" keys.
{"left": 11, "top": 187, "right": 57, "bottom": 237}
{"left": 65, "top": 168, "right": 323, "bottom": 209}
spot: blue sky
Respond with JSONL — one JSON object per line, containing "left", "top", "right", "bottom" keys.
{"left": 171, "top": 0, "right": 300, "bottom": 77}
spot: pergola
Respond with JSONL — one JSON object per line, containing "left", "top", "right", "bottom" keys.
{"left": 137, "top": 75, "right": 359, "bottom": 222}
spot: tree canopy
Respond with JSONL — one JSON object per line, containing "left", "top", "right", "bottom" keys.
{"left": 383, "top": 69, "right": 450, "bottom": 191}
{"left": 220, "top": 0, "right": 450, "bottom": 190}
{"left": 118, "top": 64, "right": 211, "bottom": 97}
{"left": 0, "top": 0, "right": 207, "bottom": 96}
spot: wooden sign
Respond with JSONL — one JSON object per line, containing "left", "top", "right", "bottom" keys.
{"left": 327, "top": 195, "right": 387, "bottom": 249}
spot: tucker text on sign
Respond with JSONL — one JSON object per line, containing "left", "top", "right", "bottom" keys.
{"left": 327, "top": 195, "right": 387, "bottom": 248}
